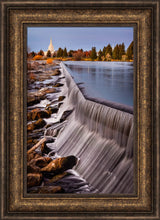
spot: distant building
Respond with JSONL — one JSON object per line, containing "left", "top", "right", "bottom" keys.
{"left": 44, "top": 39, "right": 55, "bottom": 56}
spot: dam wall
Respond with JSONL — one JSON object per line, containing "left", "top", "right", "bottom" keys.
{"left": 55, "top": 62, "right": 134, "bottom": 194}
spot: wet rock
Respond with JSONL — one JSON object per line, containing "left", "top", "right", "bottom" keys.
{"left": 27, "top": 137, "right": 47, "bottom": 154}
{"left": 36, "top": 157, "right": 52, "bottom": 167}
{"left": 27, "top": 164, "right": 41, "bottom": 174}
{"left": 28, "top": 157, "right": 52, "bottom": 168}
{"left": 27, "top": 108, "right": 39, "bottom": 120}
{"left": 27, "top": 139, "right": 39, "bottom": 150}
{"left": 27, "top": 130, "right": 44, "bottom": 144}
{"left": 27, "top": 62, "right": 39, "bottom": 70}
{"left": 27, "top": 110, "right": 34, "bottom": 121}
{"left": 53, "top": 83, "right": 64, "bottom": 87}
{"left": 34, "top": 119, "right": 46, "bottom": 129}
{"left": 44, "top": 127, "right": 58, "bottom": 137}
{"left": 50, "top": 107, "right": 59, "bottom": 114}
{"left": 46, "top": 103, "right": 51, "bottom": 108}
{"left": 40, "top": 110, "right": 52, "bottom": 118}
{"left": 27, "top": 63, "right": 32, "bottom": 70}
{"left": 27, "top": 88, "right": 57, "bottom": 107}
{"left": 34, "top": 83, "right": 44, "bottom": 89}
{"left": 27, "top": 119, "right": 46, "bottom": 131}
{"left": 60, "top": 110, "right": 73, "bottom": 122}
{"left": 42, "top": 87, "right": 57, "bottom": 94}
{"left": 51, "top": 69, "right": 61, "bottom": 76}
{"left": 27, "top": 108, "right": 51, "bottom": 121}
{"left": 48, "top": 150, "right": 56, "bottom": 157}
{"left": 40, "top": 137, "right": 55, "bottom": 154}
{"left": 37, "top": 75, "right": 52, "bottom": 81}
{"left": 44, "top": 121, "right": 67, "bottom": 137}
{"left": 27, "top": 173, "right": 42, "bottom": 188}
{"left": 27, "top": 151, "right": 42, "bottom": 162}
{"left": 58, "top": 96, "right": 65, "bottom": 101}
{"left": 28, "top": 186, "right": 64, "bottom": 193}
{"left": 45, "top": 106, "right": 59, "bottom": 114}
{"left": 27, "top": 72, "right": 38, "bottom": 83}
{"left": 27, "top": 139, "right": 34, "bottom": 145}
{"left": 41, "top": 155, "right": 78, "bottom": 174}
{"left": 58, "top": 103, "right": 63, "bottom": 108}
{"left": 42, "top": 143, "right": 55, "bottom": 154}
{"left": 40, "top": 62, "right": 46, "bottom": 66}
{"left": 27, "top": 123, "right": 35, "bottom": 131}
{"left": 27, "top": 95, "right": 41, "bottom": 106}
{"left": 45, "top": 123, "right": 54, "bottom": 129}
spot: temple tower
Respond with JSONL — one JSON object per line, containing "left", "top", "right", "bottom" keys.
{"left": 48, "top": 38, "right": 55, "bottom": 54}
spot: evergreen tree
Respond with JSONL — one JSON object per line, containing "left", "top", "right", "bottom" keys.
{"left": 119, "top": 43, "right": 125, "bottom": 59}
{"left": 31, "top": 51, "right": 36, "bottom": 58}
{"left": 60, "top": 49, "right": 64, "bottom": 57}
{"left": 121, "top": 43, "right": 125, "bottom": 55}
{"left": 57, "top": 48, "right": 63, "bottom": 57}
{"left": 38, "top": 50, "right": 44, "bottom": 56}
{"left": 46, "top": 50, "right": 51, "bottom": 57}
{"left": 126, "top": 41, "right": 133, "bottom": 60}
{"left": 90, "top": 47, "right": 97, "bottom": 61}
{"left": 102, "top": 46, "right": 107, "bottom": 56}
{"left": 106, "top": 44, "right": 112, "bottom": 56}
{"left": 63, "top": 47, "right": 68, "bottom": 57}
{"left": 68, "top": 50, "right": 73, "bottom": 57}
{"left": 112, "top": 44, "right": 119, "bottom": 59}
{"left": 97, "top": 49, "right": 103, "bottom": 61}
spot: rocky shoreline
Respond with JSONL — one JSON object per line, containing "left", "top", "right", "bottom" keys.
{"left": 27, "top": 61, "right": 97, "bottom": 194}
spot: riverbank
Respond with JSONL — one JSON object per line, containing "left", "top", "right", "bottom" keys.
{"left": 27, "top": 61, "right": 97, "bottom": 194}
{"left": 28, "top": 57, "right": 134, "bottom": 62}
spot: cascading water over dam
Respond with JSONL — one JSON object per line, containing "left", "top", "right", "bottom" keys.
{"left": 53, "top": 62, "right": 134, "bottom": 194}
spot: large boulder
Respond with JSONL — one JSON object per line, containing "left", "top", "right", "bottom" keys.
{"left": 27, "top": 151, "right": 42, "bottom": 162}
{"left": 27, "top": 119, "right": 46, "bottom": 131}
{"left": 27, "top": 173, "right": 42, "bottom": 188}
{"left": 27, "top": 164, "right": 41, "bottom": 174}
{"left": 27, "top": 95, "right": 41, "bottom": 106}
{"left": 28, "top": 157, "right": 52, "bottom": 169}
{"left": 27, "top": 108, "right": 51, "bottom": 121}
{"left": 41, "top": 155, "right": 78, "bottom": 174}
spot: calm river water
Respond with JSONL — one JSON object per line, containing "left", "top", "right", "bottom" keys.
{"left": 65, "top": 61, "right": 133, "bottom": 107}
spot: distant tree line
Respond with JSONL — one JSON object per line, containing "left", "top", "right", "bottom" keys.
{"left": 27, "top": 41, "right": 133, "bottom": 61}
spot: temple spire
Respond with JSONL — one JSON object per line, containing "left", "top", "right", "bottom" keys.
{"left": 50, "top": 38, "right": 52, "bottom": 45}
{"left": 48, "top": 38, "right": 54, "bottom": 54}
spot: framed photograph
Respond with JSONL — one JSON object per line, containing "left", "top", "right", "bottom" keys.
{"left": 0, "top": 0, "right": 159, "bottom": 219}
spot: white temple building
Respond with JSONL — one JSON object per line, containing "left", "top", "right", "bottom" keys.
{"left": 44, "top": 39, "right": 55, "bottom": 56}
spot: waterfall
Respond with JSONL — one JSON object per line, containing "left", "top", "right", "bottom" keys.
{"left": 55, "top": 62, "right": 134, "bottom": 194}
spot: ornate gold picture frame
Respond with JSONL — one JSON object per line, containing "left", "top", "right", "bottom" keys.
{"left": 0, "top": 0, "right": 159, "bottom": 219}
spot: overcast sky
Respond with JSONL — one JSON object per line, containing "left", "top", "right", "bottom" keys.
{"left": 27, "top": 27, "right": 133, "bottom": 53}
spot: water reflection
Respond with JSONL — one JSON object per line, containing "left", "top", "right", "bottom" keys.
{"left": 65, "top": 61, "right": 133, "bottom": 107}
